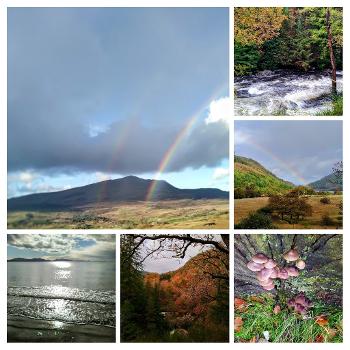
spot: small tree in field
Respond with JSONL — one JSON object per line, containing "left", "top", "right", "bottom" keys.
{"left": 267, "top": 194, "right": 312, "bottom": 224}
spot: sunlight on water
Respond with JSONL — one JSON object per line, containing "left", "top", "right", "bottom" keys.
{"left": 7, "top": 261, "right": 116, "bottom": 327}
{"left": 50, "top": 261, "right": 72, "bottom": 269}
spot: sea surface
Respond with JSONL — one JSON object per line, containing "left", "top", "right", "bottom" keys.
{"left": 7, "top": 261, "right": 116, "bottom": 330}
{"left": 234, "top": 70, "right": 343, "bottom": 116}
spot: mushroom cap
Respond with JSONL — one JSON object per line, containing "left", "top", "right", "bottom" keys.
{"left": 257, "top": 268, "right": 273, "bottom": 281}
{"left": 294, "top": 304, "right": 307, "bottom": 315}
{"left": 286, "top": 266, "right": 299, "bottom": 277}
{"left": 296, "top": 259, "right": 306, "bottom": 270}
{"left": 264, "top": 259, "right": 277, "bottom": 269}
{"left": 294, "top": 294, "right": 312, "bottom": 307}
{"left": 283, "top": 249, "right": 299, "bottom": 262}
{"left": 278, "top": 268, "right": 289, "bottom": 279}
{"left": 287, "top": 299, "right": 295, "bottom": 308}
{"left": 269, "top": 267, "right": 279, "bottom": 279}
{"left": 262, "top": 283, "right": 275, "bottom": 291}
{"left": 247, "top": 261, "right": 264, "bottom": 272}
{"left": 259, "top": 278, "right": 274, "bottom": 286}
{"left": 252, "top": 253, "right": 269, "bottom": 264}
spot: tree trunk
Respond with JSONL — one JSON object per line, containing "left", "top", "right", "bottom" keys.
{"left": 326, "top": 8, "right": 337, "bottom": 94}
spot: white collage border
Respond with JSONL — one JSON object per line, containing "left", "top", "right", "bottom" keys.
{"left": 0, "top": 0, "right": 347, "bottom": 349}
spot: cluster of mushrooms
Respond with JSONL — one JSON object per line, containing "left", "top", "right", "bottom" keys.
{"left": 287, "top": 293, "right": 313, "bottom": 314}
{"left": 247, "top": 249, "right": 305, "bottom": 291}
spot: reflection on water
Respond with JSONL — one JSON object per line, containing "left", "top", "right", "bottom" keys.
{"left": 7, "top": 262, "right": 115, "bottom": 327}
{"left": 51, "top": 261, "right": 72, "bottom": 269}
{"left": 8, "top": 261, "right": 115, "bottom": 290}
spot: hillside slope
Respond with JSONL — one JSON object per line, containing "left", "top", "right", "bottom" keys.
{"left": 308, "top": 173, "right": 343, "bottom": 191}
{"left": 8, "top": 175, "right": 228, "bottom": 211}
{"left": 234, "top": 155, "right": 294, "bottom": 197}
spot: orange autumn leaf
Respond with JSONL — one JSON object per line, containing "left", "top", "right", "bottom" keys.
{"left": 234, "top": 317, "right": 244, "bottom": 332}
{"left": 315, "top": 315, "right": 329, "bottom": 326}
{"left": 249, "top": 336, "right": 257, "bottom": 343}
{"left": 234, "top": 298, "right": 247, "bottom": 310}
{"left": 315, "top": 334, "right": 325, "bottom": 342}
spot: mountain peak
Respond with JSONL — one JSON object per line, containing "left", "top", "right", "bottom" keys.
{"left": 8, "top": 175, "right": 228, "bottom": 211}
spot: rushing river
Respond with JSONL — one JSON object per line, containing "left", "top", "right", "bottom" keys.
{"left": 234, "top": 70, "right": 343, "bottom": 116}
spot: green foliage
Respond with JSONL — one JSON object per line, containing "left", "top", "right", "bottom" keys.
{"left": 235, "top": 156, "right": 293, "bottom": 198}
{"left": 235, "top": 212, "right": 276, "bottom": 229}
{"left": 234, "top": 43, "right": 260, "bottom": 76}
{"left": 235, "top": 295, "right": 342, "bottom": 343}
{"left": 120, "top": 235, "right": 148, "bottom": 341}
{"left": 234, "top": 7, "right": 343, "bottom": 75}
{"left": 317, "top": 94, "right": 343, "bottom": 116}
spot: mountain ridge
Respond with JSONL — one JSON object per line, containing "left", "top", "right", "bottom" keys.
{"left": 308, "top": 173, "right": 343, "bottom": 191}
{"left": 7, "top": 175, "right": 228, "bottom": 211}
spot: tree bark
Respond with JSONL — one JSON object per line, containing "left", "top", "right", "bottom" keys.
{"left": 326, "top": 7, "right": 337, "bottom": 94}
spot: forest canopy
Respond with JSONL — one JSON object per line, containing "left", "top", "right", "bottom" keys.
{"left": 120, "top": 234, "right": 229, "bottom": 343}
{"left": 234, "top": 7, "right": 343, "bottom": 76}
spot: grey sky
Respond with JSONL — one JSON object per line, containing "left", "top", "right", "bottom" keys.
{"left": 7, "top": 234, "right": 116, "bottom": 261}
{"left": 140, "top": 235, "right": 222, "bottom": 273}
{"left": 8, "top": 8, "right": 229, "bottom": 197}
{"left": 235, "top": 120, "right": 343, "bottom": 184}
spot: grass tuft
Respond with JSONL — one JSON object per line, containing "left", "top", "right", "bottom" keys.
{"left": 235, "top": 295, "right": 342, "bottom": 343}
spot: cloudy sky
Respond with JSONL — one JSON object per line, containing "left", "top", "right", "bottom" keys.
{"left": 7, "top": 8, "right": 229, "bottom": 198}
{"left": 7, "top": 234, "right": 116, "bottom": 261}
{"left": 140, "top": 235, "right": 221, "bottom": 273}
{"left": 235, "top": 120, "right": 343, "bottom": 185}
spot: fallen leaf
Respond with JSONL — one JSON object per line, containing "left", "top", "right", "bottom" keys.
{"left": 273, "top": 305, "right": 281, "bottom": 314}
{"left": 234, "top": 298, "right": 247, "bottom": 311}
{"left": 234, "top": 317, "right": 244, "bottom": 332}
{"left": 250, "top": 296, "right": 265, "bottom": 304}
{"left": 249, "top": 336, "right": 257, "bottom": 343}
{"left": 315, "top": 334, "right": 324, "bottom": 342}
{"left": 325, "top": 328, "right": 337, "bottom": 339}
{"left": 315, "top": 315, "right": 329, "bottom": 326}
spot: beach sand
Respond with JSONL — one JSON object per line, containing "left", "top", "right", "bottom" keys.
{"left": 8, "top": 316, "right": 116, "bottom": 343}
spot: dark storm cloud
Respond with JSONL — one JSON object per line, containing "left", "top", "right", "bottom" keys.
{"left": 7, "top": 8, "right": 229, "bottom": 175}
{"left": 7, "top": 234, "right": 116, "bottom": 260}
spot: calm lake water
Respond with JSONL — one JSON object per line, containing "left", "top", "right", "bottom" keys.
{"left": 7, "top": 261, "right": 115, "bottom": 327}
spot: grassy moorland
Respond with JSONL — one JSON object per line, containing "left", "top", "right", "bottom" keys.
{"left": 7, "top": 199, "right": 229, "bottom": 229}
{"left": 234, "top": 195, "right": 342, "bottom": 229}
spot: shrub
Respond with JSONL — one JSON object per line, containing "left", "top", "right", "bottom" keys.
{"left": 234, "top": 185, "right": 261, "bottom": 199}
{"left": 235, "top": 212, "right": 275, "bottom": 229}
{"left": 320, "top": 197, "right": 331, "bottom": 204}
{"left": 321, "top": 214, "right": 334, "bottom": 226}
